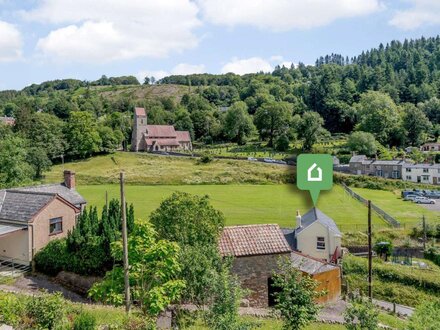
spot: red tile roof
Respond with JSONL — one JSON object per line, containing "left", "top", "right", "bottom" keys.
{"left": 146, "top": 125, "right": 177, "bottom": 138}
{"left": 176, "top": 131, "right": 191, "bottom": 142}
{"left": 219, "top": 224, "right": 292, "bottom": 257}
{"left": 135, "top": 107, "right": 146, "bottom": 116}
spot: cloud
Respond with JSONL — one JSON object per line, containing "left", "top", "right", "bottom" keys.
{"left": 197, "top": 0, "right": 383, "bottom": 31}
{"left": 221, "top": 57, "right": 273, "bottom": 75}
{"left": 23, "top": 0, "right": 201, "bottom": 62}
{"left": 389, "top": 0, "right": 440, "bottom": 30}
{"left": 136, "top": 63, "right": 206, "bottom": 82}
{"left": 0, "top": 21, "right": 22, "bottom": 61}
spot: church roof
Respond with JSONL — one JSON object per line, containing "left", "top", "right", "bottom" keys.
{"left": 146, "top": 125, "right": 177, "bottom": 138}
{"left": 176, "top": 131, "right": 191, "bottom": 142}
{"left": 145, "top": 138, "right": 180, "bottom": 146}
{"left": 135, "top": 107, "right": 146, "bottom": 116}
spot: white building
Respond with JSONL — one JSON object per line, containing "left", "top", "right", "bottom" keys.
{"left": 420, "top": 142, "right": 440, "bottom": 152}
{"left": 403, "top": 163, "right": 440, "bottom": 185}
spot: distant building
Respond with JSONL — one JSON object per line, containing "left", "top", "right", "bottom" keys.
{"left": 283, "top": 208, "right": 342, "bottom": 263}
{"left": 0, "top": 116, "right": 15, "bottom": 126}
{"left": 349, "top": 155, "right": 408, "bottom": 179}
{"left": 420, "top": 142, "right": 440, "bottom": 152}
{"left": 131, "top": 107, "right": 192, "bottom": 152}
{"left": 403, "top": 163, "right": 440, "bottom": 185}
{"left": 0, "top": 171, "right": 86, "bottom": 265}
{"left": 219, "top": 223, "right": 341, "bottom": 307}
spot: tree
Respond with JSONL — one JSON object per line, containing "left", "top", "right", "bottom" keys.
{"left": 254, "top": 101, "right": 292, "bottom": 146}
{"left": 295, "top": 112, "right": 326, "bottom": 152}
{"left": 272, "top": 258, "right": 324, "bottom": 330}
{"left": 373, "top": 239, "right": 393, "bottom": 261}
{"left": 224, "top": 101, "right": 256, "bottom": 145}
{"left": 143, "top": 76, "right": 150, "bottom": 85}
{"left": 275, "top": 134, "right": 290, "bottom": 151}
{"left": 402, "top": 104, "right": 432, "bottom": 146}
{"left": 0, "top": 136, "right": 34, "bottom": 188}
{"left": 174, "top": 108, "right": 195, "bottom": 139}
{"left": 356, "top": 91, "right": 400, "bottom": 146}
{"left": 66, "top": 111, "right": 102, "bottom": 158}
{"left": 347, "top": 131, "right": 377, "bottom": 156}
{"left": 27, "top": 146, "right": 51, "bottom": 179}
{"left": 89, "top": 223, "right": 185, "bottom": 317}
{"left": 409, "top": 300, "right": 440, "bottom": 330}
{"left": 419, "top": 97, "right": 440, "bottom": 125}
{"left": 344, "top": 297, "right": 379, "bottom": 330}
{"left": 150, "top": 192, "right": 225, "bottom": 247}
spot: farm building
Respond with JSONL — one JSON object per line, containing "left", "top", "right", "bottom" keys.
{"left": 219, "top": 224, "right": 341, "bottom": 307}
{"left": 0, "top": 171, "right": 86, "bottom": 265}
{"left": 131, "top": 107, "right": 192, "bottom": 152}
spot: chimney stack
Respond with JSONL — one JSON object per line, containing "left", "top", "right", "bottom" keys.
{"left": 296, "top": 210, "right": 302, "bottom": 229}
{"left": 64, "top": 170, "right": 76, "bottom": 190}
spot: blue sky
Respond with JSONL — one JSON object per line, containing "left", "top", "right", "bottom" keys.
{"left": 1, "top": 0, "right": 440, "bottom": 90}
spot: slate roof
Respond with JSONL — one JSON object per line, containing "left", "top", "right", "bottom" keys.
{"left": 296, "top": 208, "right": 342, "bottom": 236}
{"left": 10, "top": 184, "right": 86, "bottom": 208}
{"left": 372, "top": 160, "right": 406, "bottom": 165}
{"left": 404, "top": 163, "right": 440, "bottom": 169}
{"left": 219, "top": 224, "right": 292, "bottom": 257}
{"left": 135, "top": 107, "right": 146, "bottom": 116}
{"left": 290, "top": 251, "right": 339, "bottom": 275}
{"left": 349, "top": 155, "right": 367, "bottom": 163}
{"left": 0, "top": 191, "right": 55, "bottom": 222}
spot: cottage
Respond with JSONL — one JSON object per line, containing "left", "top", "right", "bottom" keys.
{"left": 131, "top": 107, "right": 192, "bottom": 152}
{"left": 0, "top": 116, "right": 15, "bottom": 126}
{"left": 0, "top": 171, "right": 86, "bottom": 265}
{"left": 283, "top": 208, "right": 342, "bottom": 263}
{"left": 219, "top": 224, "right": 341, "bottom": 307}
{"left": 420, "top": 142, "right": 440, "bottom": 152}
{"left": 349, "top": 155, "right": 407, "bottom": 179}
{"left": 403, "top": 163, "right": 440, "bottom": 185}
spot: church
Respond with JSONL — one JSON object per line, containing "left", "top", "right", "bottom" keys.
{"left": 131, "top": 107, "right": 192, "bottom": 152}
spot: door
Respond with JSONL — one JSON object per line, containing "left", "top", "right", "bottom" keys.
{"left": 434, "top": 177, "right": 438, "bottom": 185}
{"left": 267, "top": 277, "right": 281, "bottom": 307}
{"left": 417, "top": 176, "right": 421, "bottom": 183}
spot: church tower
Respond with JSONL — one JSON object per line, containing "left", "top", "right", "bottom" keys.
{"left": 131, "top": 107, "right": 147, "bottom": 151}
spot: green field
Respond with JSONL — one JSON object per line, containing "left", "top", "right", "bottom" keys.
{"left": 78, "top": 184, "right": 385, "bottom": 230}
{"left": 352, "top": 188, "right": 440, "bottom": 226}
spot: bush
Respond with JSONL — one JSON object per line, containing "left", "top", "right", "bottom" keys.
{"left": 74, "top": 311, "right": 97, "bottom": 330}
{"left": 0, "top": 293, "right": 26, "bottom": 327}
{"left": 409, "top": 300, "right": 440, "bottom": 330}
{"left": 344, "top": 297, "right": 379, "bottom": 330}
{"left": 26, "top": 292, "right": 66, "bottom": 329}
{"left": 34, "top": 239, "right": 69, "bottom": 276}
{"left": 198, "top": 154, "right": 213, "bottom": 164}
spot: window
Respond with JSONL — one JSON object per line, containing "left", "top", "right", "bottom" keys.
{"left": 422, "top": 175, "right": 429, "bottom": 181}
{"left": 49, "top": 217, "right": 63, "bottom": 235}
{"left": 376, "top": 170, "right": 383, "bottom": 177}
{"left": 317, "top": 237, "right": 325, "bottom": 250}
{"left": 406, "top": 175, "right": 412, "bottom": 180}
{"left": 423, "top": 168, "right": 429, "bottom": 173}
{"left": 405, "top": 168, "right": 411, "bottom": 172}
{"left": 392, "top": 171, "right": 400, "bottom": 179}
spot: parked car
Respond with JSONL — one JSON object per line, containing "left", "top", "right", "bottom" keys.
{"left": 414, "top": 197, "right": 436, "bottom": 204}
{"left": 247, "top": 157, "right": 257, "bottom": 161}
{"left": 274, "top": 160, "right": 287, "bottom": 165}
{"left": 425, "top": 192, "right": 440, "bottom": 199}
{"left": 263, "top": 158, "right": 275, "bottom": 163}
{"left": 403, "top": 195, "right": 418, "bottom": 201}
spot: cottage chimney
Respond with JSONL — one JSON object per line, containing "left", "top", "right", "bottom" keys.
{"left": 64, "top": 170, "right": 76, "bottom": 190}
{"left": 296, "top": 210, "right": 302, "bottom": 229}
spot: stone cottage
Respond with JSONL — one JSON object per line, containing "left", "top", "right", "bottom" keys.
{"left": 219, "top": 224, "right": 341, "bottom": 307}
{"left": 349, "top": 155, "right": 408, "bottom": 179}
{"left": 0, "top": 171, "right": 86, "bottom": 265}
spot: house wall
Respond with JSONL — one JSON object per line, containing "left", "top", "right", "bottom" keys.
{"left": 313, "top": 267, "right": 341, "bottom": 303}
{"left": 231, "top": 253, "right": 290, "bottom": 307}
{"left": 403, "top": 167, "right": 440, "bottom": 185}
{"left": 30, "top": 198, "right": 77, "bottom": 260}
{"left": 0, "top": 229, "right": 29, "bottom": 264}
{"left": 296, "top": 222, "right": 341, "bottom": 261}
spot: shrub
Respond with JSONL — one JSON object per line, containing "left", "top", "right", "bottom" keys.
{"left": 409, "top": 300, "right": 440, "bottom": 330}
{"left": 26, "top": 292, "right": 66, "bottom": 329}
{"left": 344, "top": 297, "right": 379, "bottom": 330}
{"left": 198, "top": 154, "right": 213, "bottom": 164}
{"left": 34, "top": 239, "right": 69, "bottom": 276}
{"left": 0, "top": 293, "right": 26, "bottom": 327}
{"left": 73, "top": 311, "right": 97, "bottom": 330}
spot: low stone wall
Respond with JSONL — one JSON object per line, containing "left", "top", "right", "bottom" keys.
{"left": 55, "top": 271, "right": 101, "bottom": 295}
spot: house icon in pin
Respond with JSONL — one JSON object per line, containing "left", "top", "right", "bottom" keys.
{"left": 307, "top": 163, "right": 322, "bottom": 182}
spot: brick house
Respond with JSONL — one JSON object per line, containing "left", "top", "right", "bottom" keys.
{"left": 131, "top": 107, "right": 192, "bottom": 152}
{"left": 0, "top": 171, "right": 86, "bottom": 265}
{"left": 219, "top": 224, "right": 341, "bottom": 307}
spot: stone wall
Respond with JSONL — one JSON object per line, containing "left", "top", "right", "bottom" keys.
{"left": 231, "top": 253, "right": 290, "bottom": 308}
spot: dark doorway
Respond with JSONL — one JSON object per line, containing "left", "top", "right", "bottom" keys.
{"left": 267, "top": 277, "right": 281, "bottom": 307}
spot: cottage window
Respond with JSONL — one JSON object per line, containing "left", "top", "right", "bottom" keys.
{"left": 392, "top": 171, "right": 400, "bottom": 179}
{"left": 405, "top": 168, "right": 411, "bottom": 172}
{"left": 422, "top": 175, "right": 429, "bottom": 181}
{"left": 317, "top": 237, "right": 325, "bottom": 250}
{"left": 406, "top": 175, "right": 412, "bottom": 180}
{"left": 49, "top": 217, "right": 63, "bottom": 235}
{"left": 423, "top": 168, "right": 429, "bottom": 173}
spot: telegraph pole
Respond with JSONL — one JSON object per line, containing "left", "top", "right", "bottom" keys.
{"left": 120, "top": 172, "right": 131, "bottom": 313}
{"left": 367, "top": 200, "right": 372, "bottom": 301}
{"left": 423, "top": 215, "right": 427, "bottom": 251}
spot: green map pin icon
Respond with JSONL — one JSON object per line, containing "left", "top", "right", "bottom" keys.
{"left": 297, "top": 154, "right": 333, "bottom": 206}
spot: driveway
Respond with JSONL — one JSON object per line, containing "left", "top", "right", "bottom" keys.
{"left": 418, "top": 202, "right": 440, "bottom": 212}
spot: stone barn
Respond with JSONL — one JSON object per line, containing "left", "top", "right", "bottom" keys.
{"left": 219, "top": 224, "right": 341, "bottom": 307}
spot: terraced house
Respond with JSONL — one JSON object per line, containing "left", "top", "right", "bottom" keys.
{"left": 349, "top": 155, "right": 408, "bottom": 179}
{"left": 0, "top": 171, "right": 86, "bottom": 266}
{"left": 403, "top": 163, "right": 440, "bottom": 185}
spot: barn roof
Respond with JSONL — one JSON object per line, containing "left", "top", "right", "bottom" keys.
{"left": 135, "top": 107, "right": 146, "bottom": 116}
{"left": 146, "top": 125, "right": 177, "bottom": 138}
{"left": 290, "top": 251, "right": 339, "bottom": 274}
{"left": 219, "top": 224, "right": 292, "bottom": 257}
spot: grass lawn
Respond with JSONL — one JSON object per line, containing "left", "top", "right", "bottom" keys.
{"left": 44, "top": 152, "right": 291, "bottom": 185}
{"left": 78, "top": 184, "right": 385, "bottom": 230}
{"left": 352, "top": 187, "right": 440, "bottom": 226}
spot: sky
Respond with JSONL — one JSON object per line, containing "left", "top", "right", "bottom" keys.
{"left": 1, "top": 0, "right": 440, "bottom": 90}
